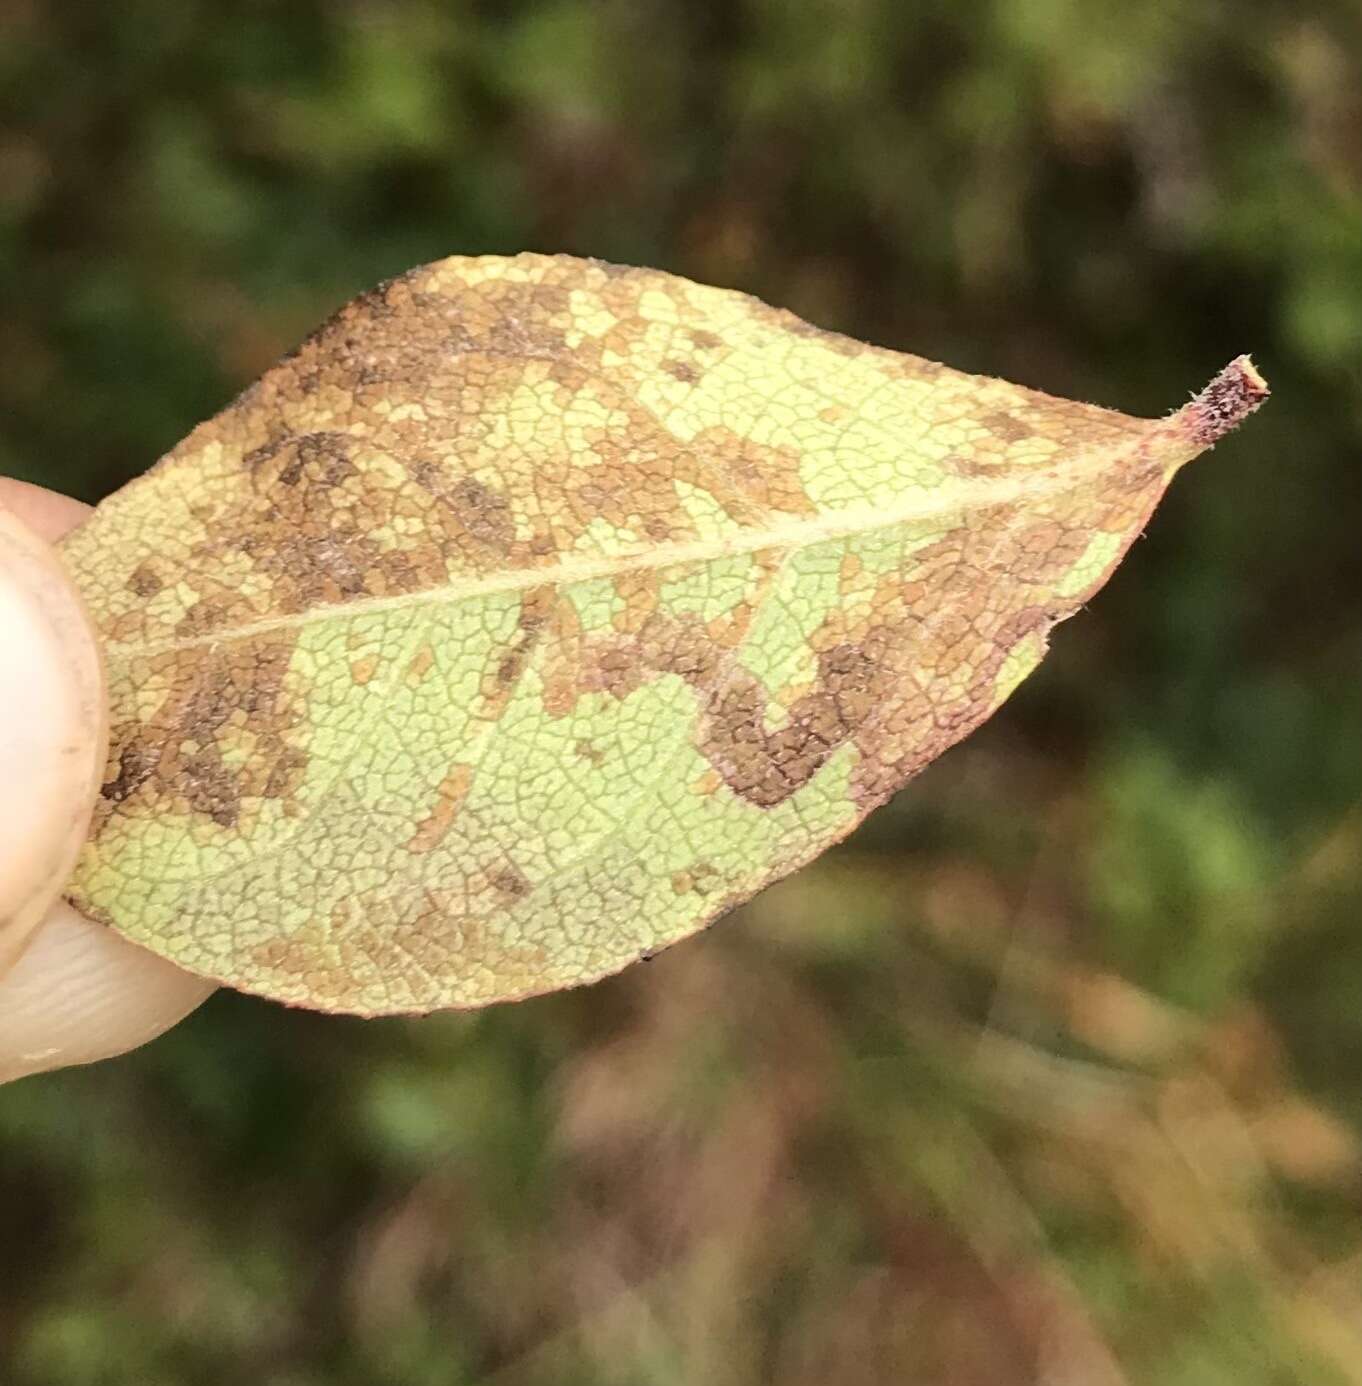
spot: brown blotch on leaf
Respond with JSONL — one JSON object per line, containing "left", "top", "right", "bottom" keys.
{"left": 490, "top": 864, "right": 531, "bottom": 899}
{"left": 415, "top": 470, "right": 517, "bottom": 556}
{"left": 126, "top": 563, "right": 163, "bottom": 599}
{"left": 982, "top": 410, "right": 1035, "bottom": 444}
{"left": 262, "top": 746, "right": 308, "bottom": 802}
{"left": 406, "top": 645, "right": 436, "bottom": 686}
{"left": 450, "top": 279, "right": 575, "bottom": 362}
{"left": 247, "top": 884, "right": 555, "bottom": 1005}
{"left": 698, "top": 641, "right": 896, "bottom": 809}
{"left": 689, "top": 427, "right": 818, "bottom": 520}
{"left": 663, "top": 359, "right": 700, "bottom": 384}
{"left": 406, "top": 763, "right": 474, "bottom": 854}
{"left": 642, "top": 611, "right": 725, "bottom": 685}
{"left": 671, "top": 862, "right": 721, "bottom": 895}
{"left": 484, "top": 587, "right": 554, "bottom": 708}
{"left": 101, "top": 742, "right": 159, "bottom": 808}
{"left": 96, "top": 633, "right": 307, "bottom": 833}
{"left": 611, "top": 570, "right": 661, "bottom": 635}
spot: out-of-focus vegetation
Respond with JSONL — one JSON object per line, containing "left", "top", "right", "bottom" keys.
{"left": 3, "top": 2, "right": 1361, "bottom": 1381}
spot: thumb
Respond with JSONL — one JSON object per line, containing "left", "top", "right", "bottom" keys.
{"left": 0, "top": 482, "right": 215, "bottom": 1084}
{"left": 0, "top": 899, "right": 217, "bottom": 1084}
{"left": 0, "top": 495, "right": 105, "bottom": 969}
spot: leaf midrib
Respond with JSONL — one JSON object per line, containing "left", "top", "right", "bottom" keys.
{"left": 107, "top": 438, "right": 1154, "bottom": 657}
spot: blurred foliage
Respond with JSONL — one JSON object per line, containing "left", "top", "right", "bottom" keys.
{"left": 3, "top": 1, "right": 1362, "bottom": 1382}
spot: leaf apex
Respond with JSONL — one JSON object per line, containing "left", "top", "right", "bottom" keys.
{"left": 1179, "top": 355, "right": 1270, "bottom": 447}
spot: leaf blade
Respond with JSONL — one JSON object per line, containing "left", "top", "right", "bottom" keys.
{"left": 56, "top": 255, "right": 1266, "bottom": 1013}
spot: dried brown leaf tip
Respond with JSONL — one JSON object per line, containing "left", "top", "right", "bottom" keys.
{"left": 55, "top": 254, "right": 1267, "bottom": 1014}
{"left": 1180, "top": 355, "right": 1270, "bottom": 447}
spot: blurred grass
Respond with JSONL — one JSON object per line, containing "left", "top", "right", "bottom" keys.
{"left": 2, "top": 1, "right": 1361, "bottom": 1382}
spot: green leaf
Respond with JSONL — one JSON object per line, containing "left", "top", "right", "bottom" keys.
{"left": 57, "top": 254, "right": 1267, "bottom": 1014}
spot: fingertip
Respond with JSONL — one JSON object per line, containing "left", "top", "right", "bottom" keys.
{"left": 0, "top": 900, "right": 217, "bottom": 1084}
{"left": 0, "top": 502, "right": 107, "bottom": 968}
{"left": 0, "top": 477, "right": 93, "bottom": 543}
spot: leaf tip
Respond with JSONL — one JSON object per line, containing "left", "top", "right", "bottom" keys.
{"left": 1181, "top": 355, "right": 1270, "bottom": 447}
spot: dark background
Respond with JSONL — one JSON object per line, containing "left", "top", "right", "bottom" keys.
{"left": 3, "top": 2, "right": 1361, "bottom": 1382}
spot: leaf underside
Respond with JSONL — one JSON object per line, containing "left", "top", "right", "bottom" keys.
{"left": 57, "top": 254, "right": 1267, "bottom": 1014}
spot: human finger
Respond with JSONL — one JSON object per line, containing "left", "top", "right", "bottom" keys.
{"left": 0, "top": 492, "right": 105, "bottom": 968}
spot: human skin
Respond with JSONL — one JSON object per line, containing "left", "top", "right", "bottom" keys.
{"left": 0, "top": 478, "right": 215, "bottom": 1085}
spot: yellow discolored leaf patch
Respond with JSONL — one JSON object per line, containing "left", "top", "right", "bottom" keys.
{"left": 56, "top": 254, "right": 1267, "bottom": 1014}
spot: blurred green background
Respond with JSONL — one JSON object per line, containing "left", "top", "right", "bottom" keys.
{"left": 3, "top": 1, "right": 1361, "bottom": 1382}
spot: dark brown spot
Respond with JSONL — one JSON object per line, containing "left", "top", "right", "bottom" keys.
{"left": 126, "top": 563, "right": 163, "bottom": 599}
{"left": 101, "top": 742, "right": 158, "bottom": 807}
{"left": 491, "top": 865, "right": 530, "bottom": 898}
{"left": 262, "top": 746, "right": 308, "bottom": 801}
{"left": 443, "top": 475, "right": 516, "bottom": 553}
{"left": 663, "top": 359, "right": 700, "bottom": 384}
{"left": 574, "top": 739, "right": 604, "bottom": 765}
{"left": 486, "top": 588, "right": 553, "bottom": 704}
{"left": 180, "top": 748, "right": 241, "bottom": 827}
{"left": 981, "top": 410, "right": 1034, "bottom": 444}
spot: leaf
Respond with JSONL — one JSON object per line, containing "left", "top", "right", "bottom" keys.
{"left": 55, "top": 254, "right": 1267, "bottom": 1014}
